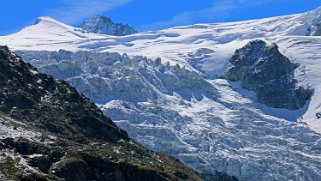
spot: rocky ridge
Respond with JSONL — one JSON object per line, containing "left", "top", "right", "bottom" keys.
{"left": 225, "top": 40, "right": 313, "bottom": 110}
{"left": 79, "top": 15, "right": 137, "bottom": 36}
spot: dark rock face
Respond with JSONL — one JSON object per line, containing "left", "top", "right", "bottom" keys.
{"left": 225, "top": 40, "right": 313, "bottom": 110}
{"left": 225, "top": 40, "right": 267, "bottom": 81}
{"left": 0, "top": 46, "right": 128, "bottom": 142}
{"left": 79, "top": 15, "right": 137, "bottom": 36}
{"left": 0, "top": 46, "right": 202, "bottom": 181}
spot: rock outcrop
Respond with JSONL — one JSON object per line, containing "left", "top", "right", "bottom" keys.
{"left": 0, "top": 46, "right": 202, "bottom": 181}
{"left": 79, "top": 15, "right": 137, "bottom": 36}
{"left": 225, "top": 40, "right": 313, "bottom": 110}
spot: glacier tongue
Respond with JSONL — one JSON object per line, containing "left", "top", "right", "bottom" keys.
{"left": 18, "top": 50, "right": 321, "bottom": 181}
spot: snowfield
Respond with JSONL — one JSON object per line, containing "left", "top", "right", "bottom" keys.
{"left": 2, "top": 7, "right": 321, "bottom": 181}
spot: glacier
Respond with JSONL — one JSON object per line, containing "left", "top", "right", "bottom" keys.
{"left": 18, "top": 50, "right": 321, "bottom": 181}
{"left": 3, "top": 6, "right": 321, "bottom": 181}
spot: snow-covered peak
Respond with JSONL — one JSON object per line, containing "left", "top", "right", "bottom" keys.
{"left": 30, "top": 16, "right": 82, "bottom": 33}
{"left": 34, "top": 16, "right": 62, "bottom": 25}
{"left": 303, "top": 5, "right": 321, "bottom": 22}
{"left": 297, "top": 6, "right": 321, "bottom": 35}
{"left": 79, "top": 15, "right": 137, "bottom": 36}
{"left": 86, "top": 15, "right": 113, "bottom": 23}
{"left": 3, "top": 7, "right": 321, "bottom": 52}
{"left": 0, "top": 16, "right": 105, "bottom": 52}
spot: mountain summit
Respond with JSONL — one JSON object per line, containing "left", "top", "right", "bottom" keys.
{"left": 79, "top": 15, "right": 137, "bottom": 36}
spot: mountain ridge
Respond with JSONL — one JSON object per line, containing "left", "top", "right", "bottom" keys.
{"left": 79, "top": 15, "right": 137, "bottom": 36}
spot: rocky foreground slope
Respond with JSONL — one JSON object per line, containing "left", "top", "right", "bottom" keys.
{"left": 0, "top": 46, "right": 203, "bottom": 181}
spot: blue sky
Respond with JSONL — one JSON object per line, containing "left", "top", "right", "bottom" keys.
{"left": 1, "top": 0, "right": 321, "bottom": 35}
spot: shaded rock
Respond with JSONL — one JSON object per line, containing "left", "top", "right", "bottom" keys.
{"left": 225, "top": 40, "right": 266, "bottom": 81}
{"left": 202, "top": 172, "right": 239, "bottom": 181}
{"left": 225, "top": 40, "right": 313, "bottom": 110}
{"left": 2, "top": 137, "right": 50, "bottom": 155}
{"left": 27, "top": 154, "right": 52, "bottom": 173}
{"left": 51, "top": 157, "right": 90, "bottom": 181}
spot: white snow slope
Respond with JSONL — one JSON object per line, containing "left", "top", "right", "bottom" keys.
{"left": 3, "top": 7, "right": 321, "bottom": 181}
